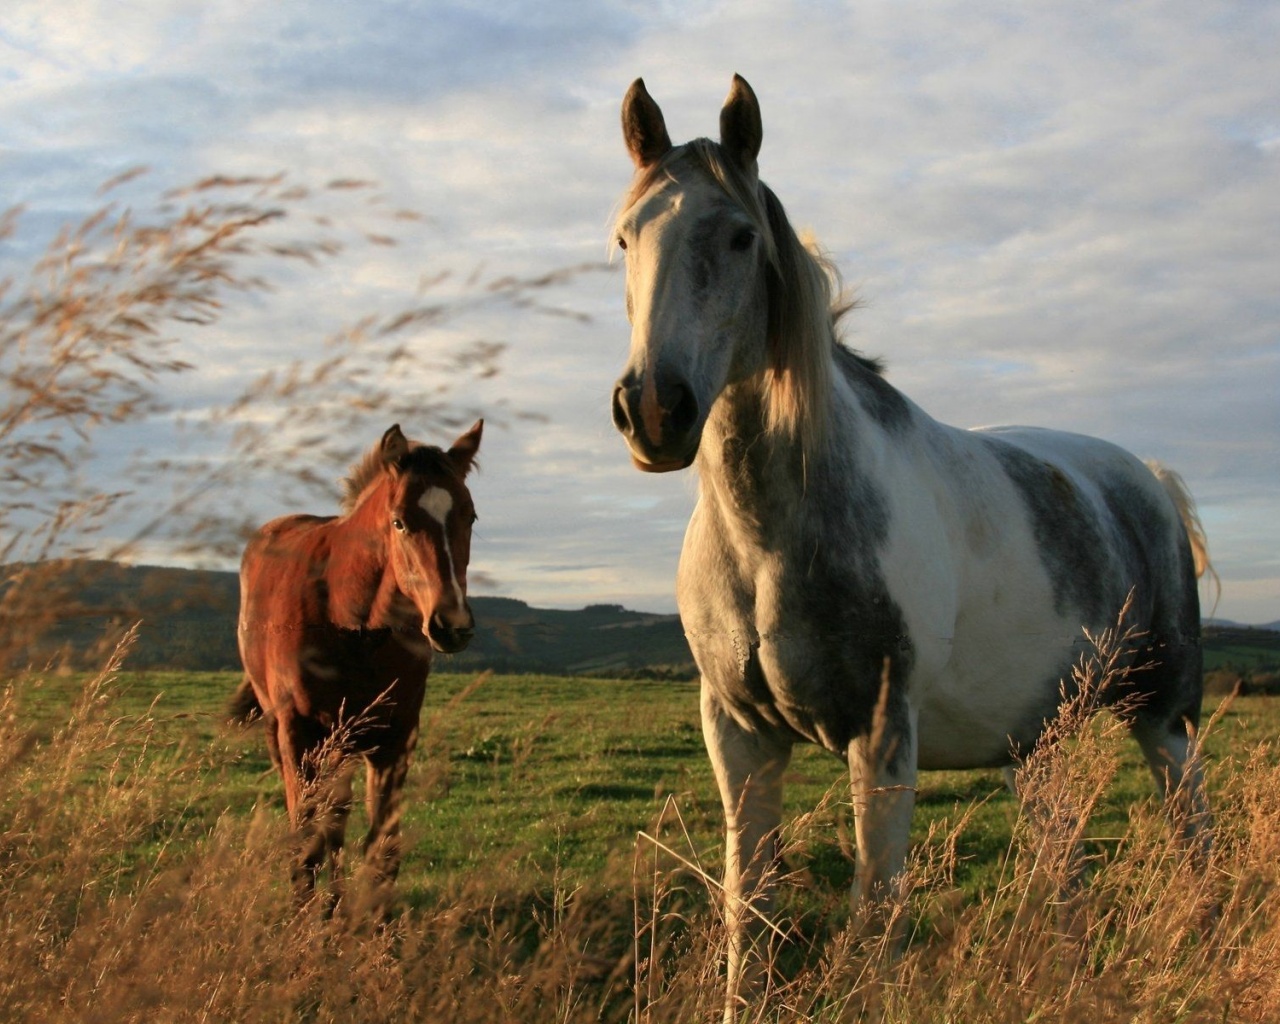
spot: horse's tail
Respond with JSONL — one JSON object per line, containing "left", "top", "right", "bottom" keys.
{"left": 227, "top": 676, "right": 263, "bottom": 725}
{"left": 1146, "top": 461, "right": 1221, "bottom": 602}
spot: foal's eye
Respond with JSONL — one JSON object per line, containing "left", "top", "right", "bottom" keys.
{"left": 616, "top": 236, "right": 628, "bottom": 252}
{"left": 730, "top": 227, "right": 756, "bottom": 252}
{"left": 392, "top": 518, "right": 406, "bottom": 532}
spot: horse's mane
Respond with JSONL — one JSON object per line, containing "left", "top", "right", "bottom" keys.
{"left": 620, "top": 138, "right": 878, "bottom": 454}
{"left": 340, "top": 440, "right": 461, "bottom": 514}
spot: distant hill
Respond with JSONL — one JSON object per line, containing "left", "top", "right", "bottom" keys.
{"left": 1208, "top": 617, "right": 1280, "bottom": 633}
{"left": 3, "top": 560, "right": 1276, "bottom": 680}
{"left": 0, "top": 561, "right": 695, "bottom": 677}
{"left": 446, "top": 597, "right": 692, "bottom": 677}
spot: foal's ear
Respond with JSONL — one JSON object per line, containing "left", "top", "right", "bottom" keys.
{"left": 719, "top": 74, "right": 762, "bottom": 171}
{"left": 447, "top": 418, "right": 483, "bottom": 475}
{"left": 622, "top": 78, "right": 672, "bottom": 169}
{"left": 380, "top": 424, "right": 410, "bottom": 466}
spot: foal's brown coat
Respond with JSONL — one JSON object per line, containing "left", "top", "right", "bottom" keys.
{"left": 232, "top": 421, "right": 481, "bottom": 903}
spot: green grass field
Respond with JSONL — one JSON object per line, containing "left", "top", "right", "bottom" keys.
{"left": 6, "top": 662, "right": 1280, "bottom": 1022}
{"left": 13, "top": 665, "right": 1277, "bottom": 903}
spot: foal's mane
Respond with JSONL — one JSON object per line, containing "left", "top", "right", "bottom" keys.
{"left": 621, "top": 138, "right": 875, "bottom": 453}
{"left": 340, "top": 440, "right": 460, "bottom": 515}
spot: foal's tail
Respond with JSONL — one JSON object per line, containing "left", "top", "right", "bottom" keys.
{"left": 227, "top": 676, "right": 263, "bottom": 725}
{"left": 1146, "top": 461, "right": 1221, "bottom": 600}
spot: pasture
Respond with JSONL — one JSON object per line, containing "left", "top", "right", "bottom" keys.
{"left": 5, "top": 657, "right": 1280, "bottom": 1022}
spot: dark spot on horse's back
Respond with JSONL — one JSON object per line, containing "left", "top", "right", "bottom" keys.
{"left": 982, "top": 437, "right": 1109, "bottom": 622}
{"left": 1048, "top": 465, "right": 1075, "bottom": 502}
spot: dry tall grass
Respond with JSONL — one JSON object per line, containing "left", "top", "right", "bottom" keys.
{"left": 628, "top": 614, "right": 1280, "bottom": 1024}
{"left": 4, "top": 620, "right": 1280, "bottom": 1021}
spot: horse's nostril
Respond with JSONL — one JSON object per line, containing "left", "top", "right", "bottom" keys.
{"left": 428, "top": 619, "right": 474, "bottom": 653}
{"left": 669, "top": 382, "right": 698, "bottom": 435}
{"left": 611, "top": 383, "right": 633, "bottom": 435}
{"left": 430, "top": 606, "right": 474, "bottom": 637}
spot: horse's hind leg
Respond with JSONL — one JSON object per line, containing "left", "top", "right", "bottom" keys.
{"left": 1131, "top": 712, "right": 1212, "bottom": 862}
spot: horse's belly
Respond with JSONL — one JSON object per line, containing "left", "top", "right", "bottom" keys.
{"left": 914, "top": 697, "right": 1043, "bottom": 770}
{"left": 912, "top": 633, "right": 1081, "bottom": 770}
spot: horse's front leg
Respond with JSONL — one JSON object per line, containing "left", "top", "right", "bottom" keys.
{"left": 847, "top": 697, "right": 918, "bottom": 949}
{"left": 701, "top": 683, "right": 793, "bottom": 1021}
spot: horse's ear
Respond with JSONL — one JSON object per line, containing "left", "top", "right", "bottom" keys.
{"left": 448, "top": 418, "right": 483, "bottom": 476}
{"left": 622, "top": 78, "right": 672, "bottom": 169}
{"left": 381, "top": 424, "right": 410, "bottom": 467}
{"left": 719, "top": 74, "right": 762, "bottom": 171}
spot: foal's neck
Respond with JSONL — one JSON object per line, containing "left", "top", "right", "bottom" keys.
{"left": 326, "top": 485, "right": 402, "bottom": 630}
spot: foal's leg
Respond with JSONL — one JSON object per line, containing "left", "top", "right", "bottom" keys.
{"left": 274, "top": 713, "right": 323, "bottom": 902}
{"left": 317, "top": 761, "right": 355, "bottom": 912}
{"left": 363, "top": 734, "right": 415, "bottom": 894}
{"left": 701, "top": 684, "right": 793, "bottom": 1021}
{"left": 276, "top": 712, "right": 353, "bottom": 906}
{"left": 847, "top": 700, "right": 918, "bottom": 948}
{"left": 262, "top": 710, "right": 283, "bottom": 771}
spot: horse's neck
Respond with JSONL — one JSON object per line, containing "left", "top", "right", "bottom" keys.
{"left": 698, "top": 383, "right": 820, "bottom": 536}
{"left": 697, "top": 367, "right": 897, "bottom": 550}
{"left": 325, "top": 493, "right": 400, "bottom": 629}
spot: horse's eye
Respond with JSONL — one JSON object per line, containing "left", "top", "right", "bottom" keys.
{"left": 616, "top": 236, "right": 628, "bottom": 252}
{"left": 730, "top": 227, "right": 756, "bottom": 252}
{"left": 392, "top": 518, "right": 406, "bottom": 532}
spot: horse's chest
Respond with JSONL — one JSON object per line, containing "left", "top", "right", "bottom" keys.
{"left": 276, "top": 626, "right": 430, "bottom": 725}
{"left": 679, "top": 532, "right": 910, "bottom": 756}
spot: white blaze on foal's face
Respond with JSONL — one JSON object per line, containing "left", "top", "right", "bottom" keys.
{"left": 419, "top": 485, "right": 465, "bottom": 602}
{"left": 419, "top": 486, "right": 453, "bottom": 526}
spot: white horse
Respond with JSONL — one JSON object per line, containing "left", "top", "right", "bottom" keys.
{"left": 611, "top": 75, "right": 1213, "bottom": 1015}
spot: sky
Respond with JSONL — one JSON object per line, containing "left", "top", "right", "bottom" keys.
{"left": 2, "top": 1, "right": 1278, "bottom": 625}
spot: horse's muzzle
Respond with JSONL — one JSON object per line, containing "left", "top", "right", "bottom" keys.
{"left": 611, "top": 370, "right": 699, "bottom": 472}
{"left": 426, "top": 609, "right": 475, "bottom": 653}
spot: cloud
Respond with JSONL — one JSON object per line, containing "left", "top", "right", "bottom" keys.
{"left": 1, "top": 1, "right": 1277, "bottom": 623}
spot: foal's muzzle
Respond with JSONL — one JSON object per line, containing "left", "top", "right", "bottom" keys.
{"left": 426, "top": 606, "right": 475, "bottom": 653}
{"left": 611, "top": 369, "right": 699, "bottom": 472}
